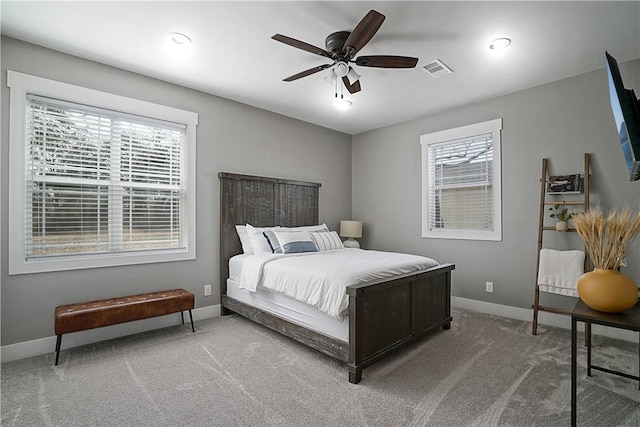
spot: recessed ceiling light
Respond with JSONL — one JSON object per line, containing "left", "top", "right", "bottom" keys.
{"left": 489, "top": 38, "right": 511, "bottom": 50}
{"left": 168, "top": 32, "right": 191, "bottom": 46}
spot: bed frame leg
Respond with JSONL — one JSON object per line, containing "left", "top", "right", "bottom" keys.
{"left": 348, "top": 366, "right": 362, "bottom": 384}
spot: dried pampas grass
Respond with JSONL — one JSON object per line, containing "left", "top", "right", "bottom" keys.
{"left": 572, "top": 208, "right": 640, "bottom": 270}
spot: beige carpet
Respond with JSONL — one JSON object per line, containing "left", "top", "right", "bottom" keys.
{"left": 1, "top": 308, "right": 639, "bottom": 426}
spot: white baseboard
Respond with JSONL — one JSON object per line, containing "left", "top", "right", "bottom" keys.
{"left": 2, "top": 299, "right": 636, "bottom": 364}
{"left": 452, "top": 296, "right": 638, "bottom": 343}
{"left": 0, "top": 304, "right": 220, "bottom": 364}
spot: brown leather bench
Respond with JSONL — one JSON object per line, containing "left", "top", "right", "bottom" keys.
{"left": 54, "top": 289, "right": 195, "bottom": 365}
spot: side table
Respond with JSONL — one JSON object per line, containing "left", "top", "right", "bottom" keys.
{"left": 571, "top": 299, "right": 640, "bottom": 427}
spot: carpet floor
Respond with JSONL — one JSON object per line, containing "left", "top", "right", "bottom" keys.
{"left": 1, "top": 308, "right": 639, "bottom": 426}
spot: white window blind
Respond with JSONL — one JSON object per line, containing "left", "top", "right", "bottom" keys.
{"left": 421, "top": 119, "right": 502, "bottom": 241}
{"left": 428, "top": 133, "right": 494, "bottom": 231}
{"left": 25, "top": 95, "right": 186, "bottom": 259}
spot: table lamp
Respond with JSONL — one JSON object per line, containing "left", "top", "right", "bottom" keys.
{"left": 340, "top": 220, "right": 363, "bottom": 248}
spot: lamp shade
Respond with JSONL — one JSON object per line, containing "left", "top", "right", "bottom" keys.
{"left": 346, "top": 67, "right": 361, "bottom": 85}
{"left": 339, "top": 220, "right": 362, "bottom": 238}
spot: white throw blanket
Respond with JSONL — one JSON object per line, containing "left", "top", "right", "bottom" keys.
{"left": 537, "top": 248, "right": 585, "bottom": 297}
{"left": 239, "top": 249, "right": 438, "bottom": 320}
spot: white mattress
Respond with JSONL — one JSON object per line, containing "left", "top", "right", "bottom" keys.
{"left": 229, "top": 253, "right": 248, "bottom": 282}
{"left": 227, "top": 277, "right": 349, "bottom": 342}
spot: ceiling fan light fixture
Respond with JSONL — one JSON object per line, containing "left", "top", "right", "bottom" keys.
{"left": 334, "top": 97, "right": 352, "bottom": 110}
{"left": 346, "top": 67, "right": 361, "bottom": 85}
{"left": 489, "top": 38, "right": 511, "bottom": 50}
{"left": 334, "top": 62, "right": 350, "bottom": 78}
{"left": 323, "top": 70, "right": 337, "bottom": 85}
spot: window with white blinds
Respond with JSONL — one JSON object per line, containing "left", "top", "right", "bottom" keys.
{"left": 26, "top": 94, "right": 185, "bottom": 258}
{"left": 8, "top": 71, "right": 198, "bottom": 274}
{"left": 421, "top": 119, "right": 502, "bottom": 241}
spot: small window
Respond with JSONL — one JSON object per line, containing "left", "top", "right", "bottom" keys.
{"left": 8, "top": 71, "right": 198, "bottom": 274}
{"left": 420, "top": 119, "right": 502, "bottom": 241}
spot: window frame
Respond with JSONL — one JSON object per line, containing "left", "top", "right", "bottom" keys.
{"left": 8, "top": 70, "right": 198, "bottom": 274}
{"left": 420, "top": 118, "right": 503, "bottom": 241}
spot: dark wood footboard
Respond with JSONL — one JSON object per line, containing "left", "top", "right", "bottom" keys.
{"left": 220, "top": 262, "right": 454, "bottom": 384}
{"left": 346, "top": 263, "right": 454, "bottom": 383}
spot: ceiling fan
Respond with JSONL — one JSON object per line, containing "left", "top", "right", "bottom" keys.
{"left": 272, "top": 9, "right": 419, "bottom": 95}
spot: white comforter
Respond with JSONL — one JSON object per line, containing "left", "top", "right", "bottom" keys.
{"left": 239, "top": 249, "right": 438, "bottom": 320}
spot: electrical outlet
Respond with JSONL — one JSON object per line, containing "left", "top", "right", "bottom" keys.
{"left": 204, "top": 284, "right": 212, "bottom": 296}
{"left": 485, "top": 281, "right": 494, "bottom": 293}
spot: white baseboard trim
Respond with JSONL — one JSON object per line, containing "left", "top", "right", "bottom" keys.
{"left": 1, "top": 304, "right": 220, "bottom": 364}
{"left": 452, "top": 296, "right": 638, "bottom": 343}
{"left": 3, "top": 299, "right": 636, "bottom": 364}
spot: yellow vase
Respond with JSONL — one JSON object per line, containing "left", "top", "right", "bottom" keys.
{"left": 577, "top": 268, "right": 638, "bottom": 313}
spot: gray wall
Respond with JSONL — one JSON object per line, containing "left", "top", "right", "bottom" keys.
{"left": 3, "top": 34, "right": 639, "bottom": 349}
{"left": 0, "top": 37, "right": 352, "bottom": 346}
{"left": 352, "top": 58, "right": 640, "bottom": 311}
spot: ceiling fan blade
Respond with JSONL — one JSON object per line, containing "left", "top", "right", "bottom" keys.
{"left": 283, "top": 64, "right": 333, "bottom": 82}
{"left": 342, "top": 76, "right": 362, "bottom": 94}
{"left": 355, "top": 55, "right": 419, "bottom": 68}
{"left": 272, "top": 34, "right": 334, "bottom": 59}
{"left": 342, "top": 10, "right": 385, "bottom": 59}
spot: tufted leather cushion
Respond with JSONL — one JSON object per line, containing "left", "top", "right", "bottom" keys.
{"left": 55, "top": 289, "right": 195, "bottom": 335}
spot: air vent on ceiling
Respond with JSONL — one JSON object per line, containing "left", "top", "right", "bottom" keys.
{"left": 422, "top": 59, "right": 453, "bottom": 78}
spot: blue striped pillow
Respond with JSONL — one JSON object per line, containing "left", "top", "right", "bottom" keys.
{"left": 310, "top": 231, "right": 344, "bottom": 251}
{"left": 263, "top": 230, "right": 282, "bottom": 253}
{"left": 273, "top": 231, "right": 318, "bottom": 254}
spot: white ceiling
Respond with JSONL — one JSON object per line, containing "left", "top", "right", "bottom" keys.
{"left": 2, "top": 1, "right": 639, "bottom": 135}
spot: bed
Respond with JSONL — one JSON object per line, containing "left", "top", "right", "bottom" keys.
{"left": 219, "top": 172, "right": 455, "bottom": 383}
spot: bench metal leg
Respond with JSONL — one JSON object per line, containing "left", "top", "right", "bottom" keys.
{"left": 55, "top": 334, "right": 62, "bottom": 366}
{"left": 180, "top": 310, "right": 195, "bottom": 332}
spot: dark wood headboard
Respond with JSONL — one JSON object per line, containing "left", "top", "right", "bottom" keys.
{"left": 218, "top": 172, "right": 321, "bottom": 297}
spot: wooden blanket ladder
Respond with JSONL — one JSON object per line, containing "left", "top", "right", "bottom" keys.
{"left": 531, "top": 153, "right": 591, "bottom": 335}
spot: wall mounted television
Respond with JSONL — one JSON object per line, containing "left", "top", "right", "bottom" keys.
{"left": 605, "top": 51, "right": 640, "bottom": 181}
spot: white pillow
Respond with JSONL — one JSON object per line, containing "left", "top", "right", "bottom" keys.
{"left": 310, "top": 231, "right": 344, "bottom": 251}
{"left": 273, "top": 231, "right": 318, "bottom": 254}
{"left": 278, "top": 223, "right": 329, "bottom": 233}
{"left": 246, "top": 224, "right": 279, "bottom": 253}
{"left": 235, "top": 225, "right": 254, "bottom": 254}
